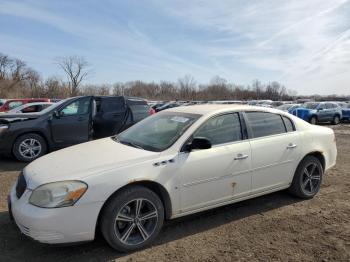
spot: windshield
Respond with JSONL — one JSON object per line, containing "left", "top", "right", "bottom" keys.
{"left": 36, "top": 98, "right": 70, "bottom": 114}
{"left": 0, "top": 99, "right": 4, "bottom": 106}
{"left": 116, "top": 112, "right": 201, "bottom": 152}
{"left": 304, "top": 102, "right": 319, "bottom": 109}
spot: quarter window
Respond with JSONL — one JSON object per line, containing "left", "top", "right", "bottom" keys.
{"left": 193, "top": 113, "right": 242, "bottom": 145}
{"left": 245, "top": 112, "right": 286, "bottom": 138}
{"left": 282, "top": 116, "right": 295, "bottom": 132}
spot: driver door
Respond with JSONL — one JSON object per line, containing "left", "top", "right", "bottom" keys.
{"left": 50, "top": 97, "right": 92, "bottom": 147}
{"left": 176, "top": 113, "right": 252, "bottom": 214}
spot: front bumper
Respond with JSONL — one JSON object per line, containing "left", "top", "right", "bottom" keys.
{"left": 9, "top": 185, "right": 104, "bottom": 244}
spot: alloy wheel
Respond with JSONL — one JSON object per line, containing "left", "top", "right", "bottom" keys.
{"left": 334, "top": 116, "right": 340, "bottom": 125}
{"left": 301, "top": 163, "right": 321, "bottom": 195}
{"left": 114, "top": 198, "right": 158, "bottom": 246}
{"left": 19, "top": 138, "right": 42, "bottom": 159}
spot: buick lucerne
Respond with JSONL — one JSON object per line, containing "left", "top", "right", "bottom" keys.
{"left": 9, "top": 105, "right": 337, "bottom": 252}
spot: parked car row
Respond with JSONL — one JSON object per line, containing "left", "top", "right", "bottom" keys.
{"left": 148, "top": 99, "right": 350, "bottom": 125}
{"left": 0, "top": 96, "right": 151, "bottom": 162}
{"left": 0, "top": 98, "right": 52, "bottom": 112}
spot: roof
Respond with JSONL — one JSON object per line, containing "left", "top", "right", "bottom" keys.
{"left": 166, "top": 104, "right": 282, "bottom": 115}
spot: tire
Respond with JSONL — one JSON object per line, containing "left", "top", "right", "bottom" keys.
{"left": 289, "top": 156, "right": 323, "bottom": 199}
{"left": 310, "top": 116, "right": 317, "bottom": 125}
{"left": 100, "top": 185, "right": 164, "bottom": 252}
{"left": 13, "top": 133, "right": 47, "bottom": 162}
{"left": 332, "top": 115, "right": 340, "bottom": 125}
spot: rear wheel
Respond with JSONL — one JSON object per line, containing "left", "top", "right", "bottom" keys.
{"left": 13, "top": 133, "right": 47, "bottom": 162}
{"left": 332, "top": 115, "right": 340, "bottom": 125}
{"left": 310, "top": 116, "right": 317, "bottom": 125}
{"left": 289, "top": 156, "right": 323, "bottom": 199}
{"left": 101, "top": 186, "right": 164, "bottom": 252}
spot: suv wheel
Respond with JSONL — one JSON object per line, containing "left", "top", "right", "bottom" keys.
{"left": 13, "top": 133, "right": 47, "bottom": 162}
{"left": 332, "top": 115, "right": 340, "bottom": 125}
{"left": 101, "top": 186, "right": 164, "bottom": 252}
{"left": 289, "top": 155, "right": 323, "bottom": 199}
{"left": 310, "top": 116, "right": 317, "bottom": 125}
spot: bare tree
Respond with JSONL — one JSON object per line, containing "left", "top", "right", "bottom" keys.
{"left": 0, "top": 53, "right": 12, "bottom": 80}
{"left": 178, "top": 75, "right": 196, "bottom": 100}
{"left": 57, "top": 56, "right": 89, "bottom": 96}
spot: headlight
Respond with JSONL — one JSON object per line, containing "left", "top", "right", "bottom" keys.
{"left": 0, "top": 125, "right": 8, "bottom": 134}
{"left": 29, "top": 181, "right": 87, "bottom": 208}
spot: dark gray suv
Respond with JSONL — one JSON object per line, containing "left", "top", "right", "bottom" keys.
{"left": 304, "top": 102, "right": 342, "bottom": 125}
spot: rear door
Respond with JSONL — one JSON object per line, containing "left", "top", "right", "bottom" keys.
{"left": 93, "top": 96, "right": 126, "bottom": 138}
{"left": 325, "top": 103, "right": 336, "bottom": 121}
{"left": 317, "top": 103, "right": 329, "bottom": 122}
{"left": 50, "top": 97, "right": 92, "bottom": 147}
{"left": 245, "top": 112, "right": 301, "bottom": 193}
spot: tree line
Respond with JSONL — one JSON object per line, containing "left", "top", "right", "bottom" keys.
{"left": 0, "top": 52, "right": 348, "bottom": 102}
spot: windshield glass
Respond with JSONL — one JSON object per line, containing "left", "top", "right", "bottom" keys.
{"left": 0, "top": 99, "right": 5, "bottom": 106}
{"left": 304, "top": 102, "right": 319, "bottom": 109}
{"left": 116, "top": 112, "right": 201, "bottom": 152}
{"left": 36, "top": 98, "right": 71, "bottom": 114}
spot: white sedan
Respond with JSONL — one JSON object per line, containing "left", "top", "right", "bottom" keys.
{"left": 9, "top": 105, "right": 337, "bottom": 252}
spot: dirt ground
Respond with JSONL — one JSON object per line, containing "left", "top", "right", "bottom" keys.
{"left": 0, "top": 124, "right": 349, "bottom": 262}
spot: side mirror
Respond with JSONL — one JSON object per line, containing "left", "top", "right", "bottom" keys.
{"left": 53, "top": 110, "right": 64, "bottom": 118}
{"left": 185, "top": 137, "right": 212, "bottom": 151}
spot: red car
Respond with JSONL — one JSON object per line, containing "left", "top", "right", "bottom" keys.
{"left": 0, "top": 98, "right": 51, "bottom": 112}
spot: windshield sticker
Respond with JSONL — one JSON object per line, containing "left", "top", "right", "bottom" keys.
{"left": 171, "top": 116, "right": 189, "bottom": 123}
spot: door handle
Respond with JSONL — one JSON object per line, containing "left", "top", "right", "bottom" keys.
{"left": 234, "top": 154, "right": 249, "bottom": 160}
{"left": 287, "top": 143, "right": 297, "bottom": 149}
{"left": 77, "top": 116, "right": 85, "bottom": 121}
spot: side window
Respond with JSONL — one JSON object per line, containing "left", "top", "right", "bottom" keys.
{"left": 8, "top": 101, "right": 23, "bottom": 110}
{"left": 282, "top": 116, "right": 295, "bottom": 132}
{"left": 22, "top": 105, "right": 37, "bottom": 113}
{"left": 60, "top": 98, "right": 90, "bottom": 116}
{"left": 193, "top": 113, "right": 242, "bottom": 145}
{"left": 246, "top": 112, "right": 286, "bottom": 138}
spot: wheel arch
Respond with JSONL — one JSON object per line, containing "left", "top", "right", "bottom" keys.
{"left": 309, "top": 114, "right": 317, "bottom": 121}
{"left": 95, "top": 180, "right": 173, "bottom": 236}
{"left": 12, "top": 130, "right": 50, "bottom": 153}
{"left": 301, "top": 151, "right": 325, "bottom": 171}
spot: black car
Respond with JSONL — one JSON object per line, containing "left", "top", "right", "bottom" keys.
{"left": 155, "top": 102, "right": 180, "bottom": 112}
{"left": 0, "top": 96, "right": 150, "bottom": 162}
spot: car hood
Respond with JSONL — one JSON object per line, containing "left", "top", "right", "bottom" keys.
{"left": 24, "top": 138, "right": 160, "bottom": 189}
{"left": 0, "top": 113, "right": 40, "bottom": 124}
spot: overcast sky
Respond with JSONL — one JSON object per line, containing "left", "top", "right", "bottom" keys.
{"left": 0, "top": 0, "right": 349, "bottom": 95}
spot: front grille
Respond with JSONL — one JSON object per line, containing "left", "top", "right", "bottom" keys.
{"left": 16, "top": 172, "right": 27, "bottom": 199}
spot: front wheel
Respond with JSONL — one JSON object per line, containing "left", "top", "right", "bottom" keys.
{"left": 289, "top": 156, "right": 323, "bottom": 199}
{"left": 310, "top": 116, "right": 317, "bottom": 125}
{"left": 100, "top": 186, "right": 164, "bottom": 252}
{"left": 13, "top": 133, "right": 47, "bottom": 162}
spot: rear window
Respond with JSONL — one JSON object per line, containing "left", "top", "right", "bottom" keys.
{"left": 245, "top": 112, "right": 286, "bottom": 138}
{"left": 126, "top": 98, "right": 147, "bottom": 106}
{"left": 101, "top": 97, "right": 125, "bottom": 112}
